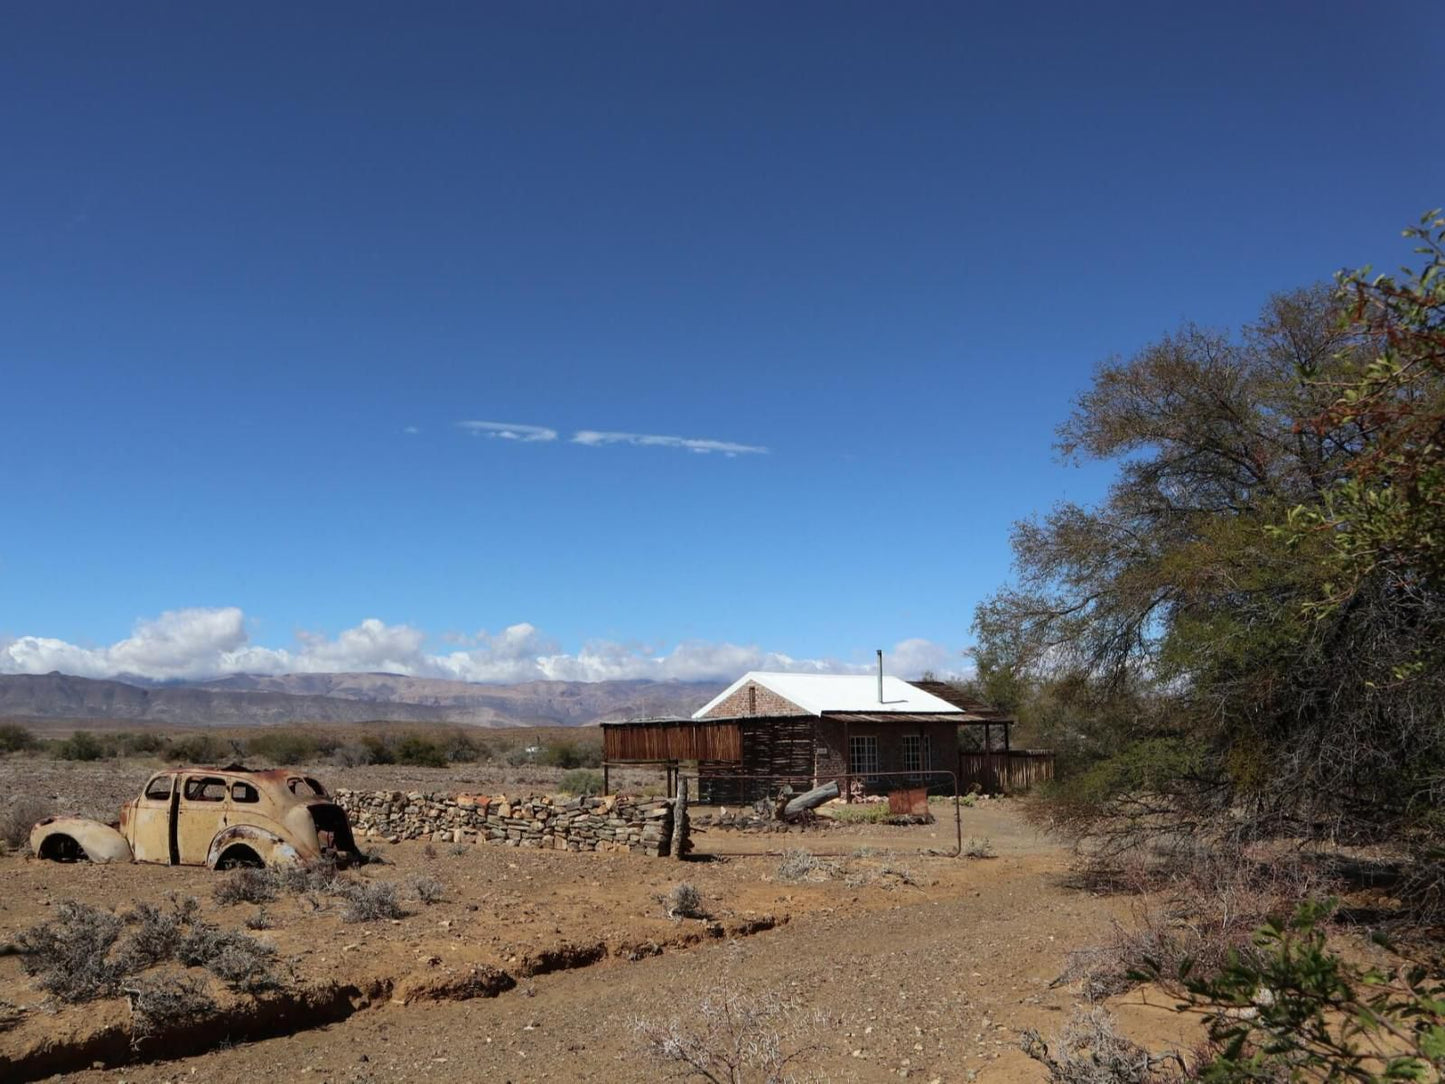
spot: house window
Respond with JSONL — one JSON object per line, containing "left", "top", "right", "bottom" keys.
{"left": 903, "top": 734, "right": 932, "bottom": 778}
{"left": 849, "top": 735, "right": 879, "bottom": 777}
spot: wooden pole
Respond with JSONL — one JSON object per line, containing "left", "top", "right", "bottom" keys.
{"left": 670, "top": 775, "right": 688, "bottom": 861}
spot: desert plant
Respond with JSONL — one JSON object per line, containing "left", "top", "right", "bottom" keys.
{"left": 775, "top": 850, "right": 820, "bottom": 883}
{"left": 393, "top": 736, "right": 449, "bottom": 767}
{"left": 407, "top": 874, "right": 444, "bottom": 905}
{"left": 0, "top": 724, "right": 37, "bottom": 754}
{"left": 560, "top": 768, "right": 605, "bottom": 796}
{"left": 337, "top": 879, "right": 405, "bottom": 923}
{"left": 54, "top": 731, "right": 106, "bottom": 761}
{"left": 828, "top": 803, "right": 894, "bottom": 825}
{"left": 244, "top": 908, "right": 272, "bottom": 931}
{"left": 178, "top": 924, "right": 278, "bottom": 993}
{"left": 449, "top": 841, "right": 469, "bottom": 856}
{"left": 1159, "top": 900, "right": 1445, "bottom": 1082}
{"left": 963, "top": 837, "right": 997, "bottom": 859}
{"left": 13, "top": 901, "right": 126, "bottom": 1002}
{"left": 213, "top": 868, "right": 279, "bottom": 906}
{"left": 1, "top": 795, "right": 52, "bottom": 852}
{"left": 540, "top": 741, "right": 601, "bottom": 769}
{"left": 123, "top": 972, "right": 216, "bottom": 1047}
{"left": 1020, "top": 1006, "right": 1186, "bottom": 1083}
{"left": 634, "top": 987, "right": 825, "bottom": 1083}
{"left": 666, "top": 882, "right": 705, "bottom": 919}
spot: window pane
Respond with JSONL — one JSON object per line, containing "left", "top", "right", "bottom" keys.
{"left": 183, "top": 776, "right": 227, "bottom": 802}
{"left": 143, "top": 775, "right": 172, "bottom": 801}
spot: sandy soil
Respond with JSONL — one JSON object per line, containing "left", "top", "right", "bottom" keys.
{"left": 0, "top": 761, "right": 1196, "bottom": 1083}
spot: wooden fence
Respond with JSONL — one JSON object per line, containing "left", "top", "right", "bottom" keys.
{"left": 957, "top": 750, "right": 1055, "bottom": 795}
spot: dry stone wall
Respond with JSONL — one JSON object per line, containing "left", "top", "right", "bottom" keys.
{"left": 334, "top": 790, "right": 675, "bottom": 856}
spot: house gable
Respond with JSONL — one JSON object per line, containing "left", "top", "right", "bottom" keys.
{"left": 696, "top": 679, "right": 807, "bottom": 719}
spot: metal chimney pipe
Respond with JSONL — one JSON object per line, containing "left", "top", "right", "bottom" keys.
{"left": 877, "top": 649, "right": 884, "bottom": 703}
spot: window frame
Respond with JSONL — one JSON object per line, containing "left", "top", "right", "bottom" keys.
{"left": 142, "top": 774, "right": 174, "bottom": 802}
{"left": 902, "top": 733, "right": 932, "bottom": 779}
{"left": 848, "top": 734, "right": 879, "bottom": 777}
{"left": 182, "top": 776, "right": 228, "bottom": 803}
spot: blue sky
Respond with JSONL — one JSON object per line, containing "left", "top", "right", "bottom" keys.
{"left": 1, "top": 3, "right": 1439, "bottom": 683}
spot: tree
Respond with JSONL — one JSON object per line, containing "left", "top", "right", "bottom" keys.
{"left": 973, "top": 225, "right": 1445, "bottom": 863}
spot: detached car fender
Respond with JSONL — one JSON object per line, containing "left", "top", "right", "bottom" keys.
{"left": 30, "top": 816, "right": 134, "bottom": 864}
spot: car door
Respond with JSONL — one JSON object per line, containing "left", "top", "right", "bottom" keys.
{"left": 129, "top": 773, "right": 177, "bottom": 863}
{"left": 176, "top": 774, "right": 229, "bottom": 865}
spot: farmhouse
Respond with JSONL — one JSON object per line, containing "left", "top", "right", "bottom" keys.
{"left": 602, "top": 670, "right": 1017, "bottom": 802}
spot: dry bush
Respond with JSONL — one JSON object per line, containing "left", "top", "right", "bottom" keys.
{"left": 178, "top": 925, "right": 277, "bottom": 993}
{"left": 337, "top": 879, "right": 405, "bottom": 923}
{"left": 13, "top": 901, "right": 126, "bottom": 1002}
{"left": 1020, "top": 1006, "right": 1187, "bottom": 1084}
{"left": 449, "top": 841, "right": 470, "bottom": 856}
{"left": 407, "top": 874, "right": 444, "bottom": 905}
{"left": 121, "top": 896, "right": 199, "bottom": 969}
{"left": 963, "top": 837, "right": 996, "bottom": 859}
{"left": 634, "top": 986, "right": 825, "bottom": 1083}
{"left": 1056, "top": 850, "right": 1337, "bottom": 1002}
{"left": 0, "top": 796, "right": 52, "bottom": 853}
{"left": 213, "top": 868, "right": 278, "bottom": 906}
{"left": 666, "top": 882, "right": 705, "bottom": 919}
{"left": 124, "top": 972, "right": 216, "bottom": 1048}
{"left": 244, "top": 907, "right": 272, "bottom": 931}
{"left": 775, "top": 850, "right": 820, "bottom": 883}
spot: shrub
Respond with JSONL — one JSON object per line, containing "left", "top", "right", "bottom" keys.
{"left": 445, "top": 732, "right": 487, "bottom": 763}
{"left": 245, "top": 730, "right": 321, "bottom": 765}
{"left": 776, "top": 850, "right": 820, "bottom": 883}
{"left": 178, "top": 925, "right": 277, "bottom": 993}
{"left": 1, "top": 796, "right": 52, "bottom": 852}
{"left": 114, "top": 731, "right": 166, "bottom": 756}
{"left": 0, "top": 724, "right": 37, "bottom": 754}
{"left": 55, "top": 731, "right": 106, "bottom": 761}
{"left": 1166, "top": 900, "right": 1445, "bottom": 1082}
{"left": 541, "top": 741, "right": 601, "bottom": 769}
{"left": 559, "top": 769, "right": 604, "bottom": 796}
{"left": 829, "top": 803, "right": 893, "bottom": 825}
{"left": 337, "top": 880, "right": 405, "bottom": 923}
{"left": 1020, "top": 1006, "right": 1184, "bottom": 1083}
{"left": 360, "top": 736, "right": 395, "bottom": 765}
{"left": 123, "top": 972, "right": 216, "bottom": 1047}
{"left": 213, "top": 869, "right": 279, "bottom": 906}
{"left": 244, "top": 908, "right": 271, "bottom": 931}
{"left": 665, "top": 882, "right": 705, "bottom": 919}
{"left": 162, "top": 734, "right": 231, "bottom": 764}
{"left": 331, "top": 742, "right": 373, "bottom": 767}
{"left": 634, "top": 987, "right": 824, "bottom": 1081}
{"left": 14, "top": 901, "right": 125, "bottom": 1002}
{"left": 394, "top": 736, "right": 448, "bottom": 768}
{"left": 407, "top": 875, "right": 444, "bottom": 905}
{"left": 963, "top": 837, "right": 996, "bottom": 859}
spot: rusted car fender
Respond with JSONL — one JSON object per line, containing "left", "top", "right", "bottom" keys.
{"left": 206, "top": 824, "right": 302, "bottom": 869}
{"left": 30, "top": 816, "right": 134, "bottom": 864}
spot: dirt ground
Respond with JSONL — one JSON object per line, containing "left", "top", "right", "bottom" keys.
{"left": 0, "top": 760, "right": 1197, "bottom": 1083}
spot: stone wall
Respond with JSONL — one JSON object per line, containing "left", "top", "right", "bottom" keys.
{"left": 335, "top": 790, "right": 675, "bottom": 856}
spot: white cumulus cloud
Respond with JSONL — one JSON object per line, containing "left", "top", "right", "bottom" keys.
{"left": 457, "top": 420, "right": 558, "bottom": 442}
{"left": 0, "top": 609, "right": 963, "bottom": 685}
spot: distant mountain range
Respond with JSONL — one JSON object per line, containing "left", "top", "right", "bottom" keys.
{"left": 0, "top": 671, "right": 724, "bottom": 728}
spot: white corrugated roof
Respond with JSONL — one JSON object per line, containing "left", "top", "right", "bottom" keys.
{"left": 692, "top": 671, "right": 962, "bottom": 719}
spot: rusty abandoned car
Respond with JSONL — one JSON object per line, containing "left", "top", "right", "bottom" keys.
{"left": 30, "top": 766, "right": 362, "bottom": 868}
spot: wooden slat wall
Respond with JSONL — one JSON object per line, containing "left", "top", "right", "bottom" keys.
{"left": 957, "top": 751, "right": 1055, "bottom": 795}
{"left": 603, "top": 721, "right": 742, "bottom": 763}
{"left": 699, "top": 717, "right": 816, "bottom": 804}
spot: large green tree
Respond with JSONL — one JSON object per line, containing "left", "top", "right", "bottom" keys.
{"left": 975, "top": 225, "right": 1445, "bottom": 859}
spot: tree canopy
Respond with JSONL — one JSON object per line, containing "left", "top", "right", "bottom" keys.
{"left": 974, "top": 214, "right": 1445, "bottom": 863}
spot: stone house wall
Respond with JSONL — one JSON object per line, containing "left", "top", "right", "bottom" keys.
{"left": 699, "top": 681, "right": 804, "bottom": 719}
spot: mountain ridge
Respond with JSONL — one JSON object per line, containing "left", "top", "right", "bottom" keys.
{"left": 0, "top": 672, "right": 723, "bottom": 728}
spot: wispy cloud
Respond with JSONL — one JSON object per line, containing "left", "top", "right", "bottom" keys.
{"left": 571, "top": 430, "right": 769, "bottom": 456}
{"left": 0, "top": 609, "right": 961, "bottom": 683}
{"left": 457, "top": 420, "right": 558, "bottom": 442}
{"left": 402, "top": 425, "right": 421, "bottom": 435}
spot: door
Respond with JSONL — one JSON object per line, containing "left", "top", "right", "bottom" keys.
{"left": 129, "top": 773, "right": 176, "bottom": 864}
{"left": 176, "top": 775, "right": 229, "bottom": 865}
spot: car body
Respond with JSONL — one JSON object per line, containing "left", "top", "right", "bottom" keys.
{"left": 30, "top": 766, "right": 361, "bottom": 869}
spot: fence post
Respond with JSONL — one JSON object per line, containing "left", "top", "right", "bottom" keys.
{"left": 670, "top": 775, "right": 689, "bottom": 861}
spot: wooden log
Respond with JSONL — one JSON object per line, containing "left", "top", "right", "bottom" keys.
{"left": 781, "top": 780, "right": 839, "bottom": 819}
{"left": 670, "top": 776, "right": 689, "bottom": 860}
